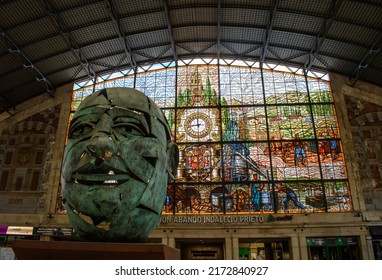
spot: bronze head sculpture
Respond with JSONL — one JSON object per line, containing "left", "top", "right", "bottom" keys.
{"left": 61, "top": 88, "right": 178, "bottom": 242}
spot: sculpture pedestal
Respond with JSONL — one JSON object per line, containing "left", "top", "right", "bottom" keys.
{"left": 12, "top": 239, "right": 180, "bottom": 260}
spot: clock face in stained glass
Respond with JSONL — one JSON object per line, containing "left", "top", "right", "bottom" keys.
{"left": 184, "top": 112, "right": 213, "bottom": 138}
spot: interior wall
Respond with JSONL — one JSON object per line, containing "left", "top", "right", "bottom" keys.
{"left": 331, "top": 73, "right": 382, "bottom": 215}
{"left": 0, "top": 83, "right": 72, "bottom": 226}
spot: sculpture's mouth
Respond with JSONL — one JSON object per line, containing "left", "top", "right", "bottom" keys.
{"left": 71, "top": 170, "right": 130, "bottom": 187}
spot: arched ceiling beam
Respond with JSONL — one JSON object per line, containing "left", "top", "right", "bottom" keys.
{"left": 0, "top": 28, "right": 54, "bottom": 97}
{"left": 43, "top": 0, "right": 96, "bottom": 81}
{"left": 303, "top": 0, "right": 344, "bottom": 73}
{"left": 260, "top": 0, "right": 279, "bottom": 64}
{"left": 103, "top": 0, "right": 136, "bottom": 69}
{"left": 217, "top": 1, "right": 221, "bottom": 61}
{"left": 163, "top": 0, "right": 178, "bottom": 62}
{"left": 351, "top": 31, "right": 382, "bottom": 85}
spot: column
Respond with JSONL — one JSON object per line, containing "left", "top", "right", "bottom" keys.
{"left": 232, "top": 237, "right": 239, "bottom": 260}
{"left": 225, "top": 237, "right": 232, "bottom": 260}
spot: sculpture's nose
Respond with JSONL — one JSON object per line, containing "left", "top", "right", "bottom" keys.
{"left": 86, "top": 134, "right": 117, "bottom": 166}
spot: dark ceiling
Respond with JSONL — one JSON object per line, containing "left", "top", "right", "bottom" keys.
{"left": 1, "top": 0, "right": 382, "bottom": 113}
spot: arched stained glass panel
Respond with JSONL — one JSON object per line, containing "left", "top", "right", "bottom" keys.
{"left": 66, "top": 62, "right": 351, "bottom": 216}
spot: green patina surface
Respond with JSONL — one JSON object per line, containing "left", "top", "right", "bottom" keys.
{"left": 61, "top": 88, "right": 178, "bottom": 242}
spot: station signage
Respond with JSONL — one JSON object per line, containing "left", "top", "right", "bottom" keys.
{"left": 160, "top": 214, "right": 293, "bottom": 225}
{"left": 5, "top": 226, "right": 33, "bottom": 235}
{"left": 306, "top": 236, "right": 358, "bottom": 247}
{"left": 33, "top": 227, "right": 75, "bottom": 236}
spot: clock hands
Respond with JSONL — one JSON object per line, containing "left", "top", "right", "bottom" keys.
{"left": 184, "top": 112, "right": 211, "bottom": 138}
{"left": 188, "top": 118, "right": 204, "bottom": 128}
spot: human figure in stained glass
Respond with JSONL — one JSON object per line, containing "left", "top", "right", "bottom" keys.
{"left": 251, "top": 174, "right": 264, "bottom": 211}
{"left": 293, "top": 133, "right": 306, "bottom": 166}
{"left": 275, "top": 183, "right": 305, "bottom": 210}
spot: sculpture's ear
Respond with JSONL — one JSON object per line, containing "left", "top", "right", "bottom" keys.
{"left": 167, "top": 142, "right": 179, "bottom": 181}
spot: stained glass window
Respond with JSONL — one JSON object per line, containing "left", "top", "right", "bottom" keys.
{"left": 66, "top": 62, "right": 351, "bottom": 215}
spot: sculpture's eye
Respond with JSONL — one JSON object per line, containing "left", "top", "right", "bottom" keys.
{"left": 113, "top": 123, "right": 146, "bottom": 138}
{"left": 70, "top": 123, "right": 94, "bottom": 139}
